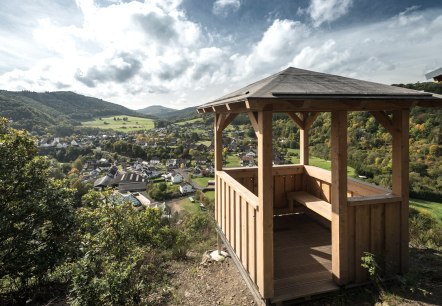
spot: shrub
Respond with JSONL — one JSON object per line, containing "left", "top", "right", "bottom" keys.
{"left": 409, "top": 208, "right": 442, "bottom": 250}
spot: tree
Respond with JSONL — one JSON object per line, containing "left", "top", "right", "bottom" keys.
{"left": 0, "top": 118, "right": 76, "bottom": 290}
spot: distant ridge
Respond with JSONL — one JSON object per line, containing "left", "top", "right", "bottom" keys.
{"left": 0, "top": 90, "right": 150, "bottom": 133}
{"left": 137, "top": 105, "right": 198, "bottom": 121}
{"left": 137, "top": 105, "right": 176, "bottom": 116}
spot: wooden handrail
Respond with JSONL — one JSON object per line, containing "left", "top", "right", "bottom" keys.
{"left": 304, "top": 165, "right": 391, "bottom": 195}
{"left": 347, "top": 194, "right": 401, "bottom": 206}
{"left": 224, "top": 164, "right": 304, "bottom": 178}
{"left": 217, "top": 171, "right": 259, "bottom": 211}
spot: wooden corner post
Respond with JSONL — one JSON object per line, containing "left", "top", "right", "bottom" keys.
{"left": 257, "top": 111, "right": 274, "bottom": 298}
{"left": 214, "top": 113, "right": 223, "bottom": 253}
{"left": 392, "top": 109, "right": 410, "bottom": 273}
{"left": 331, "top": 111, "right": 349, "bottom": 285}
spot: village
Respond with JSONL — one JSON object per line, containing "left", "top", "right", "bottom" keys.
{"left": 33, "top": 118, "right": 293, "bottom": 214}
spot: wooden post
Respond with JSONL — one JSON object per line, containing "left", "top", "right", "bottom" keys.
{"left": 215, "top": 113, "right": 223, "bottom": 253}
{"left": 256, "top": 111, "right": 274, "bottom": 298}
{"left": 214, "top": 113, "right": 223, "bottom": 171}
{"left": 300, "top": 113, "right": 309, "bottom": 165}
{"left": 392, "top": 109, "right": 409, "bottom": 273}
{"left": 331, "top": 111, "right": 348, "bottom": 285}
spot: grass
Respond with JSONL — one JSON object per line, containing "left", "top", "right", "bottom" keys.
{"left": 180, "top": 197, "right": 201, "bottom": 215}
{"left": 191, "top": 176, "right": 213, "bottom": 188}
{"left": 287, "top": 148, "right": 357, "bottom": 177}
{"left": 176, "top": 118, "right": 203, "bottom": 126}
{"left": 81, "top": 115, "right": 155, "bottom": 132}
{"left": 204, "top": 191, "right": 215, "bottom": 201}
{"left": 196, "top": 140, "right": 212, "bottom": 147}
{"left": 224, "top": 154, "right": 241, "bottom": 167}
{"left": 410, "top": 198, "right": 442, "bottom": 221}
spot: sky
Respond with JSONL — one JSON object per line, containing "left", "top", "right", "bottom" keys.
{"left": 0, "top": 0, "right": 441, "bottom": 110}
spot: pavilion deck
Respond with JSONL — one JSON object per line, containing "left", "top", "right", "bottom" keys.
{"left": 273, "top": 214, "right": 336, "bottom": 303}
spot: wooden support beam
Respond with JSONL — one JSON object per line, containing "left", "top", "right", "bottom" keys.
{"left": 256, "top": 111, "right": 274, "bottom": 298}
{"left": 370, "top": 111, "right": 397, "bottom": 135}
{"left": 391, "top": 109, "right": 410, "bottom": 273}
{"left": 286, "top": 112, "right": 319, "bottom": 165}
{"left": 218, "top": 113, "right": 238, "bottom": 132}
{"left": 247, "top": 112, "right": 259, "bottom": 136}
{"left": 214, "top": 113, "right": 223, "bottom": 171}
{"left": 287, "top": 112, "right": 304, "bottom": 129}
{"left": 300, "top": 126, "right": 308, "bottom": 165}
{"left": 305, "top": 112, "right": 319, "bottom": 130}
{"left": 331, "top": 110, "right": 349, "bottom": 285}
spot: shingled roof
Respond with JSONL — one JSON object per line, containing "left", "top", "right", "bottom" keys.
{"left": 197, "top": 67, "right": 441, "bottom": 113}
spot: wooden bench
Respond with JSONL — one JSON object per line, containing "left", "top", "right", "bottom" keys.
{"left": 287, "top": 191, "right": 332, "bottom": 221}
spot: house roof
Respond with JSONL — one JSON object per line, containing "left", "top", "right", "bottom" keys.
{"left": 425, "top": 67, "right": 442, "bottom": 80}
{"left": 197, "top": 67, "right": 442, "bottom": 113}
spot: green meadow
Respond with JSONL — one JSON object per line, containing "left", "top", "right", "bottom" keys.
{"left": 82, "top": 115, "right": 154, "bottom": 132}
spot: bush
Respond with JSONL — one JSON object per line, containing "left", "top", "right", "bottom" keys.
{"left": 409, "top": 208, "right": 442, "bottom": 250}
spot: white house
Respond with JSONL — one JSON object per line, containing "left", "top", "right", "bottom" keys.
{"left": 245, "top": 151, "right": 256, "bottom": 158}
{"left": 179, "top": 183, "right": 193, "bottom": 194}
{"left": 150, "top": 157, "right": 161, "bottom": 165}
{"left": 170, "top": 173, "right": 183, "bottom": 184}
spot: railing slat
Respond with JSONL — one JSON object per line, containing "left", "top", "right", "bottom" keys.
{"left": 241, "top": 197, "right": 248, "bottom": 269}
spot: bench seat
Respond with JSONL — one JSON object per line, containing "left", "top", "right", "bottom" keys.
{"left": 287, "top": 191, "right": 332, "bottom": 221}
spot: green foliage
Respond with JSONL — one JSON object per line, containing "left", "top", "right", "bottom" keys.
{"left": 0, "top": 118, "right": 76, "bottom": 290}
{"left": 148, "top": 182, "right": 179, "bottom": 201}
{"left": 69, "top": 191, "right": 188, "bottom": 304}
{"left": 409, "top": 208, "right": 442, "bottom": 250}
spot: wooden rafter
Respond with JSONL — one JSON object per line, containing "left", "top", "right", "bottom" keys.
{"left": 370, "top": 111, "right": 398, "bottom": 135}
{"left": 305, "top": 112, "right": 319, "bottom": 129}
{"left": 247, "top": 112, "right": 259, "bottom": 136}
{"left": 287, "top": 112, "right": 304, "bottom": 129}
{"left": 216, "top": 113, "right": 239, "bottom": 132}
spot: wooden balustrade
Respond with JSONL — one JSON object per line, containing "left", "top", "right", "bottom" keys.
{"left": 218, "top": 164, "right": 403, "bottom": 289}
{"left": 216, "top": 171, "right": 260, "bottom": 285}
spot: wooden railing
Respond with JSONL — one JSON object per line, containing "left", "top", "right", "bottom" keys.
{"left": 225, "top": 165, "right": 305, "bottom": 213}
{"left": 219, "top": 164, "right": 403, "bottom": 287}
{"left": 216, "top": 170, "right": 260, "bottom": 285}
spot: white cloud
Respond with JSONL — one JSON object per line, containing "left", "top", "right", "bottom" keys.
{"left": 235, "top": 19, "right": 309, "bottom": 78}
{"left": 306, "top": 0, "right": 353, "bottom": 27}
{"left": 287, "top": 40, "right": 350, "bottom": 72}
{"left": 213, "top": 0, "right": 241, "bottom": 17}
{"left": 0, "top": 1, "right": 442, "bottom": 109}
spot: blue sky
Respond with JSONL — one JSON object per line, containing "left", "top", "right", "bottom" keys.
{"left": 0, "top": 0, "right": 441, "bottom": 109}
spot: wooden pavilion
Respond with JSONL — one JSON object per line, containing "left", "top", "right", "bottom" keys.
{"left": 196, "top": 67, "right": 442, "bottom": 305}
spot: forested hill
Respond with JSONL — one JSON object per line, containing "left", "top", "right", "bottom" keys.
{"left": 137, "top": 105, "right": 176, "bottom": 116}
{"left": 0, "top": 90, "right": 147, "bottom": 133}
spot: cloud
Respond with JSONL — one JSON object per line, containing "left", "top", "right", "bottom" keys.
{"left": 75, "top": 52, "right": 142, "bottom": 87}
{"left": 287, "top": 40, "right": 350, "bottom": 72}
{"left": 305, "top": 0, "right": 353, "bottom": 27}
{"left": 0, "top": 1, "right": 441, "bottom": 109}
{"left": 232, "top": 19, "right": 309, "bottom": 79}
{"left": 134, "top": 12, "right": 178, "bottom": 44}
{"left": 213, "top": 0, "right": 241, "bottom": 17}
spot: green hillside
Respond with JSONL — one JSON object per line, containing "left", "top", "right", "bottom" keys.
{"left": 0, "top": 90, "right": 148, "bottom": 133}
{"left": 137, "top": 105, "right": 176, "bottom": 116}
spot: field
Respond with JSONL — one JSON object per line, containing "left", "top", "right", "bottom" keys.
{"left": 176, "top": 117, "right": 203, "bottom": 126}
{"left": 410, "top": 198, "right": 442, "bottom": 220}
{"left": 81, "top": 115, "right": 155, "bottom": 132}
{"left": 224, "top": 154, "right": 241, "bottom": 167}
{"left": 191, "top": 176, "right": 213, "bottom": 188}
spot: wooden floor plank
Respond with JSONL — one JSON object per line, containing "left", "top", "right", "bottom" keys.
{"left": 272, "top": 214, "right": 338, "bottom": 303}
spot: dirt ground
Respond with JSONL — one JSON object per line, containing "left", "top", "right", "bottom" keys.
{"left": 168, "top": 252, "right": 256, "bottom": 306}
{"left": 166, "top": 248, "right": 442, "bottom": 306}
